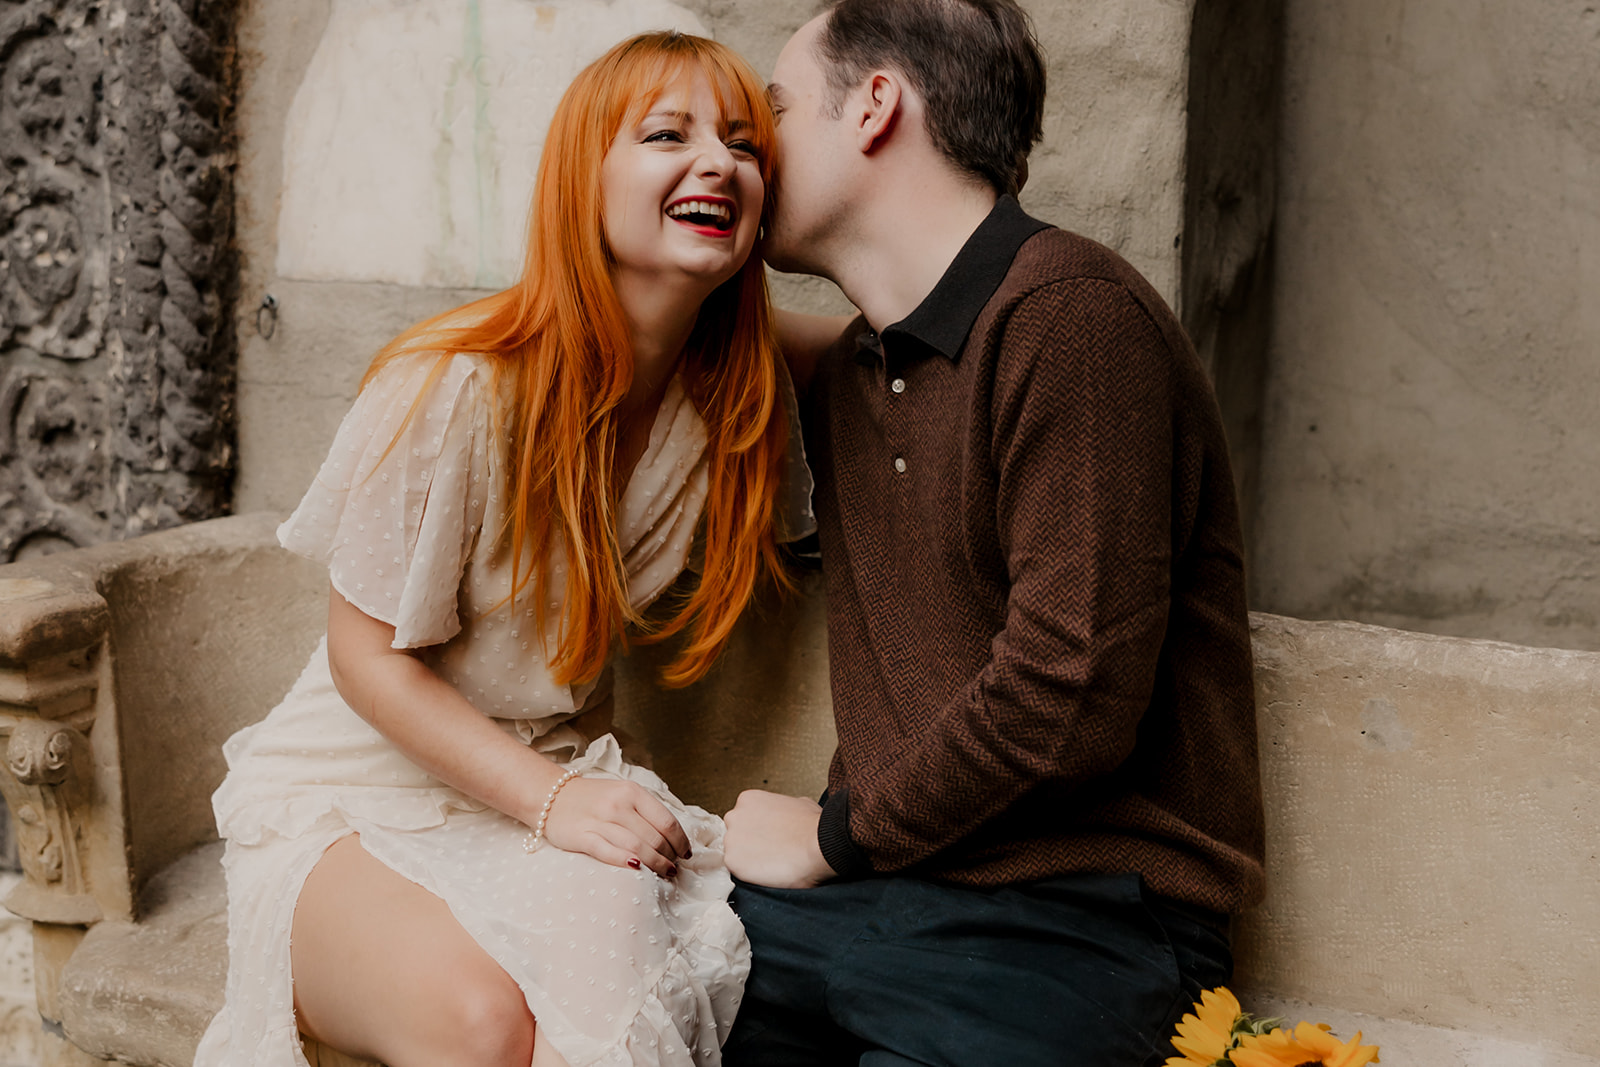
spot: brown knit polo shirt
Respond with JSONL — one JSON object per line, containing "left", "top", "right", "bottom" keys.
{"left": 806, "top": 197, "right": 1265, "bottom": 914}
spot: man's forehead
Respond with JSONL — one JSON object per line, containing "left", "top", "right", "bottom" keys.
{"left": 773, "top": 16, "right": 825, "bottom": 81}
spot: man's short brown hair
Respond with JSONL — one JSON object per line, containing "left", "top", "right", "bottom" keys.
{"left": 817, "top": 0, "right": 1046, "bottom": 197}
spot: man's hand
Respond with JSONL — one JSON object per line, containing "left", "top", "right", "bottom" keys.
{"left": 723, "top": 790, "right": 837, "bottom": 889}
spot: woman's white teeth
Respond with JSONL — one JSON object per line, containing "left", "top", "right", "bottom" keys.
{"left": 667, "top": 201, "right": 732, "bottom": 223}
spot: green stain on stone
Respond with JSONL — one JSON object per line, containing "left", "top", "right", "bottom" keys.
{"left": 433, "top": 0, "right": 504, "bottom": 288}
{"left": 465, "top": 0, "right": 502, "bottom": 288}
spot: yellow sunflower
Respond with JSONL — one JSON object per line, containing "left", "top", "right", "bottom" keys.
{"left": 1165, "top": 986, "right": 1244, "bottom": 1067}
{"left": 1230, "top": 1021, "right": 1381, "bottom": 1067}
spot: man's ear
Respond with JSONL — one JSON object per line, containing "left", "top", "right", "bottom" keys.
{"left": 853, "top": 71, "right": 902, "bottom": 154}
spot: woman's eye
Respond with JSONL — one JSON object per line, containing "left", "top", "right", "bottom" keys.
{"left": 643, "top": 129, "right": 684, "bottom": 144}
{"left": 727, "top": 140, "right": 759, "bottom": 158}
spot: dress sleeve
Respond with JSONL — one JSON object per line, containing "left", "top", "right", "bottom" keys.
{"left": 278, "top": 354, "right": 490, "bottom": 649}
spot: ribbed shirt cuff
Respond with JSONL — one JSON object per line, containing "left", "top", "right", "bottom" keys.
{"left": 817, "top": 788, "right": 873, "bottom": 880}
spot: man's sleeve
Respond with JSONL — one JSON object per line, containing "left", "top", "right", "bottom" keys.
{"left": 817, "top": 278, "right": 1178, "bottom": 876}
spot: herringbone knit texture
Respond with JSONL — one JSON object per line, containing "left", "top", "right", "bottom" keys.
{"left": 808, "top": 225, "right": 1265, "bottom": 914}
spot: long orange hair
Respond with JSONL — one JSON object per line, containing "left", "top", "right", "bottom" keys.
{"left": 362, "top": 32, "right": 789, "bottom": 688}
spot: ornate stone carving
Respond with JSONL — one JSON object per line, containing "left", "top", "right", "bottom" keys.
{"left": 0, "top": 688, "right": 101, "bottom": 924}
{"left": 8, "top": 718, "right": 78, "bottom": 787}
{"left": 0, "top": 0, "right": 239, "bottom": 563}
{"left": 2, "top": 32, "right": 94, "bottom": 161}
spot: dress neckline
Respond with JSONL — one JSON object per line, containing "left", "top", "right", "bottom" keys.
{"left": 613, "top": 373, "right": 708, "bottom": 559}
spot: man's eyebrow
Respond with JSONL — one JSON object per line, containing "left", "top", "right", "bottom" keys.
{"left": 766, "top": 83, "right": 785, "bottom": 103}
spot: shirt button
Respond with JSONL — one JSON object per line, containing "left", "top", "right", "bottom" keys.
{"left": 890, "top": 378, "right": 906, "bottom": 394}
{"left": 893, "top": 457, "right": 907, "bottom": 474}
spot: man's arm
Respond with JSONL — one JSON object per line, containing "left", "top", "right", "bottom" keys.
{"left": 728, "top": 280, "right": 1178, "bottom": 884}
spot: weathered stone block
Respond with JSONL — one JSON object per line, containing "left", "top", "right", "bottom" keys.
{"left": 1236, "top": 613, "right": 1600, "bottom": 1059}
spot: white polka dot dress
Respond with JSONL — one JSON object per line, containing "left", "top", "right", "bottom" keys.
{"left": 195, "top": 353, "right": 811, "bottom": 1067}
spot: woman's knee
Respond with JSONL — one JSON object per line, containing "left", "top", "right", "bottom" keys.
{"left": 435, "top": 970, "right": 536, "bottom": 1067}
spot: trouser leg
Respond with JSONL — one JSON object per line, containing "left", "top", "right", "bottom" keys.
{"left": 729, "top": 872, "right": 1232, "bottom": 1067}
{"left": 724, "top": 878, "right": 884, "bottom": 1066}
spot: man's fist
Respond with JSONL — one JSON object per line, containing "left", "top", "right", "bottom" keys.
{"left": 723, "top": 790, "right": 837, "bottom": 889}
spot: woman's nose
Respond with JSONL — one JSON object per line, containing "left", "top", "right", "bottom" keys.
{"left": 695, "top": 137, "right": 736, "bottom": 179}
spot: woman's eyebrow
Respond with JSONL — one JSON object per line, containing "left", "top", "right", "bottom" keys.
{"left": 643, "top": 110, "right": 750, "bottom": 130}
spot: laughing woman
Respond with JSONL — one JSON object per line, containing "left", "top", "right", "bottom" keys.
{"left": 194, "top": 33, "right": 809, "bottom": 1067}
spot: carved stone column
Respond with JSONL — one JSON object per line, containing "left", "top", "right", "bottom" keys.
{"left": 0, "top": 570, "right": 128, "bottom": 1067}
{"left": 1, "top": 0, "right": 240, "bottom": 563}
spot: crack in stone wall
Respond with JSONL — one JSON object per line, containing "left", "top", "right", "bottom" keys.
{"left": 0, "top": 0, "right": 239, "bottom": 565}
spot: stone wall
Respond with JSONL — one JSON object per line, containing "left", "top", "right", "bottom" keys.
{"left": 1251, "top": 0, "right": 1600, "bottom": 650}
{"left": 0, "top": 0, "right": 240, "bottom": 562}
{"left": 231, "top": 0, "right": 1278, "bottom": 518}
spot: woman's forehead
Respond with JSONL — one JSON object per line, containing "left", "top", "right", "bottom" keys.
{"left": 631, "top": 67, "right": 757, "bottom": 128}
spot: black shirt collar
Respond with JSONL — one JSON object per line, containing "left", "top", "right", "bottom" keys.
{"left": 857, "top": 196, "right": 1051, "bottom": 365}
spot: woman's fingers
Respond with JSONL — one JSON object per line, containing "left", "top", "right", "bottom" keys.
{"left": 543, "top": 778, "right": 688, "bottom": 876}
{"left": 632, "top": 792, "right": 693, "bottom": 860}
{"left": 586, "top": 779, "right": 691, "bottom": 863}
{"left": 591, "top": 825, "right": 677, "bottom": 879}
{"left": 575, "top": 831, "right": 652, "bottom": 874}
{"left": 617, "top": 810, "right": 676, "bottom": 865}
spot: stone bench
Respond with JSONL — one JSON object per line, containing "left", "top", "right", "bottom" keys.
{"left": 0, "top": 515, "right": 1595, "bottom": 1066}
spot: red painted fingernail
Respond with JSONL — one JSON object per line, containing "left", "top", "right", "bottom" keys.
{"left": 627, "top": 858, "right": 641, "bottom": 870}
{"left": 667, "top": 864, "right": 679, "bottom": 878}
{"left": 684, "top": 848, "right": 693, "bottom": 859}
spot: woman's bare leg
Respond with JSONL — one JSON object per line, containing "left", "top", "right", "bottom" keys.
{"left": 291, "top": 834, "right": 570, "bottom": 1067}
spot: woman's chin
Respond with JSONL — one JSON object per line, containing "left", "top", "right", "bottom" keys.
{"left": 676, "top": 252, "right": 754, "bottom": 293}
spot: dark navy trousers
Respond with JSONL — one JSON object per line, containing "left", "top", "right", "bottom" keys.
{"left": 724, "top": 872, "right": 1231, "bottom": 1067}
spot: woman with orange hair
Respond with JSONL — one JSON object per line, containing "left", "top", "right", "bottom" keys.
{"left": 195, "top": 32, "right": 810, "bottom": 1067}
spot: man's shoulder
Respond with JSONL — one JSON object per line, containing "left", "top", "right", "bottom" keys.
{"left": 977, "top": 225, "right": 1192, "bottom": 373}
{"left": 994, "top": 227, "right": 1171, "bottom": 320}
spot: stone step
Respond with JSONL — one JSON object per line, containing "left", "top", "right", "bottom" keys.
{"left": 51, "top": 843, "right": 1600, "bottom": 1067}
{"left": 0, "top": 873, "right": 38, "bottom": 1067}
{"left": 58, "top": 845, "right": 226, "bottom": 1067}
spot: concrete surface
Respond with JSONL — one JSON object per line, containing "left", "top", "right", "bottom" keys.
{"left": 276, "top": 0, "right": 709, "bottom": 288}
{"left": 1251, "top": 0, "right": 1600, "bottom": 651}
{"left": 1236, "top": 613, "right": 1600, "bottom": 1059}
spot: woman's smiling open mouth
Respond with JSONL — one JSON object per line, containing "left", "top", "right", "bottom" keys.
{"left": 666, "top": 197, "right": 737, "bottom": 234}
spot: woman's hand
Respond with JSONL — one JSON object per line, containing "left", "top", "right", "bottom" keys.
{"left": 542, "top": 777, "right": 692, "bottom": 878}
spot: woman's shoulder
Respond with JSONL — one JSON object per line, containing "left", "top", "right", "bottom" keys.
{"left": 364, "top": 349, "right": 493, "bottom": 403}
{"left": 351, "top": 351, "right": 506, "bottom": 448}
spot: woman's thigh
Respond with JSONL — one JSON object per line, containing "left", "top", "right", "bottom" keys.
{"left": 291, "top": 833, "right": 568, "bottom": 1067}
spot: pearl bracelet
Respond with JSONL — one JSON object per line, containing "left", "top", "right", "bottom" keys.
{"left": 523, "top": 767, "right": 582, "bottom": 853}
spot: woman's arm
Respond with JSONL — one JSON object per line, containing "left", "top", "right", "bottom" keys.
{"left": 774, "top": 308, "right": 857, "bottom": 395}
{"left": 326, "top": 586, "right": 691, "bottom": 876}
